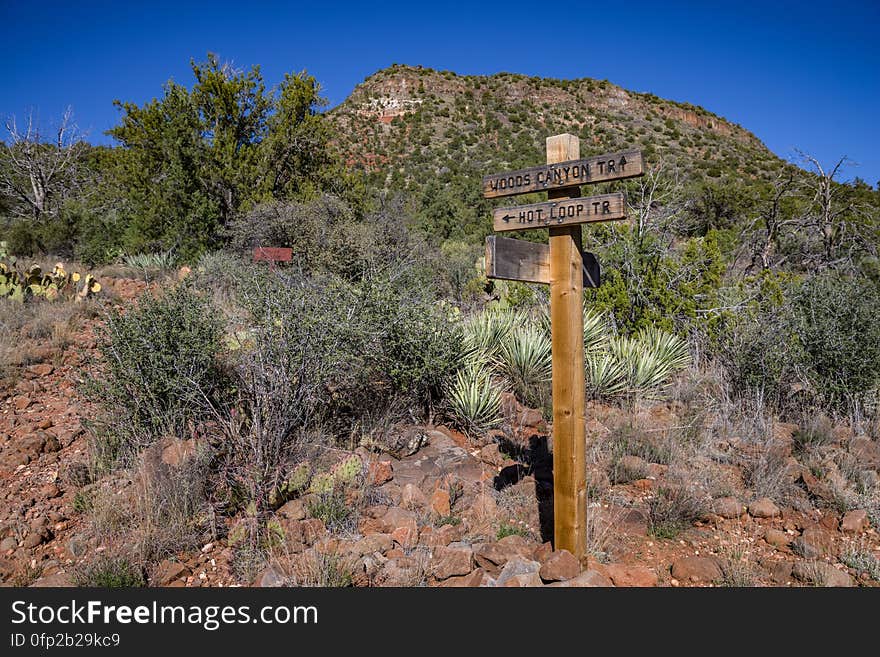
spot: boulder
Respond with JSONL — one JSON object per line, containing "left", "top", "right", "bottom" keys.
{"left": 670, "top": 557, "right": 723, "bottom": 584}
{"left": 748, "top": 497, "right": 781, "bottom": 519}
{"left": 604, "top": 564, "right": 658, "bottom": 587}
{"left": 547, "top": 569, "right": 613, "bottom": 587}
{"left": 430, "top": 545, "right": 474, "bottom": 581}
{"left": 792, "top": 562, "right": 853, "bottom": 587}
{"left": 495, "top": 557, "right": 541, "bottom": 587}
{"left": 538, "top": 550, "right": 580, "bottom": 582}
{"left": 764, "top": 529, "right": 791, "bottom": 550}
{"left": 841, "top": 509, "right": 869, "bottom": 533}
{"left": 712, "top": 496, "right": 745, "bottom": 519}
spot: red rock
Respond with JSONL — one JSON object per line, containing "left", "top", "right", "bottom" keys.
{"left": 430, "top": 488, "right": 451, "bottom": 516}
{"left": 13, "top": 396, "right": 32, "bottom": 410}
{"left": 154, "top": 560, "right": 190, "bottom": 585}
{"left": 712, "top": 496, "right": 745, "bottom": 519}
{"left": 547, "top": 569, "right": 613, "bottom": 587}
{"left": 368, "top": 460, "right": 393, "bottom": 486}
{"left": 474, "top": 536, "right": 535, "bottom": 574}
{"left": 748, "top": 497, "right": 781, "bottom": 518}
{"left": 764, "top": 529, "right": 791, "bottom": 549}
{"left": 604, "top": 564, "right": 658, "bottom": 587}
{"left": 670, "top": 557, "right": 723, "bottom": 583}
{"left": 539, "top": 550, "right": 580, "bottom": 582}
{"left": 277, "top": 499, "right": 307, "bottom": 521}
{"left": 391, "top": 525, "right": 418, "bottom": 549}
{"left": 841, "top": 509, "right": 869, "bottom": 533}
{"left": 26, "top": 364, "right": 53, "bottom": 377}
{"left": 430, "top": 545, "right": 474, "bottom": 580}
{"left": 479, "top": 444, "right": 505, "bottom": 467}
{"left": 437, "top": 569, "right": 485, "bottom": 587}
{"left": 300, "top": 518, "right": 326, "bottom": 544}
{"left": 401, "top": 483, "right": 428, "bottom": 510}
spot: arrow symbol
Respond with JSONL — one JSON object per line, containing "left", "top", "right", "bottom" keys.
{"left": 502, "top": 214, "right": 515, "bottom": 223}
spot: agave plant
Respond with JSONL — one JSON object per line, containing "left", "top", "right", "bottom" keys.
{"left": 445, "top": 362, "right": 503, "bottom": 436}
{"left": 123, "top": 250, "right": 175, "bottom": 280}
{"left": 496, "top": 323, "right": 552, "bottom": 405}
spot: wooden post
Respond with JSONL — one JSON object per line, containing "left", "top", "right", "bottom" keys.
{"left": 546, "top": 134, "right": 587, "bottom": 559}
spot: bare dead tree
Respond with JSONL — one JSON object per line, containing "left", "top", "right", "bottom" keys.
{"left": 0, "top": 107, "right": 86, "bottom": 223}
{"left": 797, "top": 151, "right": 857, "bottom": 267}
{"left": 627, "top": 156, "right": 685, "bottom": 245}
{"left": 741, "top": 169, "right": 801, "bottom": 272}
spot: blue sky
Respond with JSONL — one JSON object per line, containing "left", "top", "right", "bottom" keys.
{"left": 2, "top": 0, "right": 878, "bottom": 184}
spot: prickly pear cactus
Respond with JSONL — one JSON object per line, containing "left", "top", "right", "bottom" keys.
{"left": 332, "top": 454, "right": 363, "bottom": 486}
{"left": 308, "top": 472, "right": 335, "bottom": 495}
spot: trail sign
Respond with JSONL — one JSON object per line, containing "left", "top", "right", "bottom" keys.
{"left": 482, "top": 149, "right": 643, "bottom": 199}
{"left": 252, "top": 247, "right": 292, "bottom": 272}
{"left": 483, "top": 135, "right": 643, "bottom": 560}
{"left": 485, "top": 235, "right": 600, "bottom": 287}
{"left": 492, "top": 192, "right": 625, "bottom": 232}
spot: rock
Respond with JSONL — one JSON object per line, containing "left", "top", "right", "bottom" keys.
{"left": 763, "top": 559, "right": 793, "bottom": 584}
{"left": 0, "top": 537, "right": 17, "bottom": 551}
{"left": 479, "top": 444, "right": 505, "bottom": 467}
{"left": 841, "top": 509, "right": 869, "bottom": 533}
{"left": 368, "top": 460, "right": 393, "bottom": 486}
{"left": 548, "top": 569, "right": 613, "bottom": 587}
{"left": 300, "top": 518, "right": 326, "bottom": 544}
{"left": 500, "top": 571, "right": 544, "bottom": 587}
{"left": 539, "top": 550, "right": 580, "bottom": 582}
{"left": 795, "top": 526, "right": 835, "bottom": 558}
{"left": 420, "top": 523, "right": 463, "bottom": 547}
{"left": 670, "top": 557, "right": 723, "bottom": 583}
{"left": 437, "top": 569, "right": 485, "bottom": 588}
{"left": 764, "top": 529, "right": 791, "bottom": 550}
{"left": 26, "top": 363, "right": 54, "bottom": 377}
{"left": 352, "top": 533, "right": 393, "bottom": 556}
{"left": 257, "top": 565, "right": 287, "bottom": 587}
{"left": 519, "top": 408, "right": 545, "bottom": 429}
{"left": 13, "top": 396, "right": 32, "bottom": 411}
{"left": 792, "top": 562, "right": 853, "bottom": 587}
{"left": 749, "top": 497, "right": 781, "bottom": 519}
{"left": 154, "top": 560, "right": 190, "bottom": 585}
{"left": 380, "top": 507, "right": 418, "bottom": 548}
{"left": 430, "top": 545, "right": 474, "bottom": 580}
{"left": 604, "top": 564, "right": 658, "bottom": 587}
{"left": 31, "top": 572, "right": 73, "bottom": 587}
{"left": 712, "top": 496, "right": 745, "bottom": 519}
{"left": 401, "top": 483, "right": 428, "bottom": 510}
{"left": 465, "top": 493, "right": 497, "bottom": 525}
{"left": 378, "top": 557, "right": 423, "bottom": 587}
{"left": 22, "top": 530, "right": 49, "bottom": 549}
{"left": 429, "top": 488, "right": 451, "bottom": 517}
{"left": 495, "top": 557, "right": 541, "bottom": 587}
{"left": 277, "top": 499, "right": 307, "bottom": 521}
{"left": 39, "top": 483, "right": 61, "bottom": 499}
{"left": 473, "top": 535, "right": 536, "bottom": 575}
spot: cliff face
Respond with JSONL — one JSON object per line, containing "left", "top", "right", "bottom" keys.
{"left": 328, "top": 64, "right": 779, "bottom": 188}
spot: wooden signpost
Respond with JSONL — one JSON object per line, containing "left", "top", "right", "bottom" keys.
{"left": 483, "top": 135, "right": 643, "bottom": 559}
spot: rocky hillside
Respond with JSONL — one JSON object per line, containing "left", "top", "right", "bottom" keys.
{"left": 329, "top": 64, "right": 784, "bottom": 196}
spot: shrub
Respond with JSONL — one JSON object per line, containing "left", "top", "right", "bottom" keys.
{"left": 85, "top": 284, "right": 226, "bottom": 468}
{"left": 74, "top": 556, "right": 145, "bottom": 588}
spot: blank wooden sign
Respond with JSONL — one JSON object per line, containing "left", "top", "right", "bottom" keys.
{"left": 485, "top": 236, "right": 600, "bottom": 287}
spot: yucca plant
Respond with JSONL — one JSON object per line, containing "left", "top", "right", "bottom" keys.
{"left": 123, "top": 250, "right": 175, "bottom": 280}
{"left": 496, "top": 323, "right": 552, "bottom": 405}
{"left": 585, "top": 351, "right": 629, "bottom": 398}
{"left": 605, "top": 328, "right": 691, "bottom": 398}
{"left": 445, "top": 362, "right": 503, "bottom": 436}
{"left": 461, "top": 308, "right": 522, "bottom": 362}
